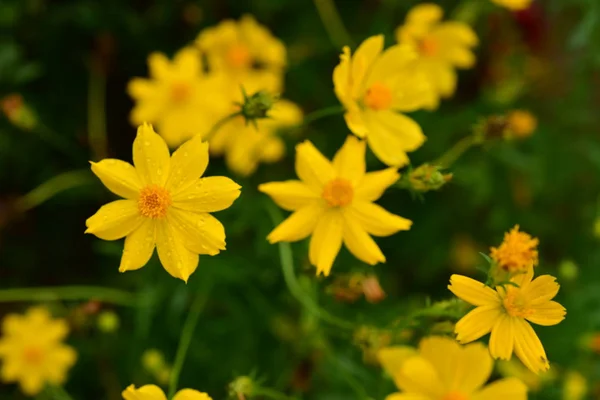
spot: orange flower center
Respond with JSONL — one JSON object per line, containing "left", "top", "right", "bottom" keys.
{"left": 23, "top": 346, "right": 44, "bottom": 364}
{"left": 322, "top": 178, "right": 353, "bottom": 207}
{"left": 170, "top": 82, "right": 191, "bottom": 103}
{"left": 442, "top": 392, "right": 469, "bottom": 400}
{"left": 490, "top": 225, "right": 539, "bottom": 274}
{"left": 419, "top": 36, "right": 439, "bottom": 56}
{"left": 138, "top": 185, "right": 172, "bottom": 219}
{"left": 502, "top": 287, "right": 533, "bottom": 318}
{"left": 363, "top": 82, "right": 393, "bottom": 110}
{"left": 226, "top": 43, "right": 252, "bottom": 69}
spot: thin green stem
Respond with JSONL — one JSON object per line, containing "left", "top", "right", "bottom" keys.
{"left": 88, "top": 67, "right": 108, "bottom": 160}
{"left": 434, "top": 135, "right": 477, "bottom": 169}
{"left": 0, "top": 286, "right": 139, "bottom": 307}
{"left": 14, "top": 169, "right": 93, "bottom": 213}
{"left": 205, "top": 112, "right": 241, "bottom": 141}
{"left": 287, "top": 105, "right": 345, "bottom": 136}
{"left": 168, "top": 280, "right": 212, "bottom": 399}
{"left": 313, "top": 0, "right": 354, "bottom": 48}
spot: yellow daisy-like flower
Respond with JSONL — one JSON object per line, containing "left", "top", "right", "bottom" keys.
{"left": 490, "top": 225, "right": 539, "bottom": 274}
{"left": 396, "top": 3, "right": 478, "bottom": 109}
{"left": 333, "top": 35, "right": 432, "bottom": 167}
{"left": 260, "top": 135, "right": 412, "bottom": 276}
{"left": 378, "top": 336, "right": 527, "bottom": 400}
{"left": 195, "top": 15, "right": 286, "bottom": 93}
{"left": 0, "top": 307, "right": 77, "bottom": 395}
{"left": 491, "top": 0, "right": 533, "bottom": 11}
{"left": 449, "top": 267, "right": 566, "bottom": 374}
{"left": 85, "top": 123, "right": 241, "bottom": 282}
{"left": 128, "top": 47, "right": 228, "bottom": 148}
{"left": 122, "top": 384, "right": 212, "bottom": 400}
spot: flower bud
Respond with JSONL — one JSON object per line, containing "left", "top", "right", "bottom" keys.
{"left": 97, "top": 310, "right": 120, "bottom": 333}
{"left": 409, "top": 164, "right": 452, "bottom": 192}
{"left": 238, "top": 88, "right": 278, "bottom": 126}
{"left": 1, "top": 94, "right": 37, "bottom": 130}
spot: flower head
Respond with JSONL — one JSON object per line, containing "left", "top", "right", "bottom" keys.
{"left": 449, "top": 266, "right": 566, "bottom": 374}
{"left": 507, "top": 110, "right": 537, "bottom": 139}
{"left": 122, "top": 384, "right": 211, "bottom": 400}
{"left": 491, "top": 0, "right": 533, "bottom": 11}
{"left": 86, "top": 123, "right": 241, "bottom": 282}
{"left": 333, "top": 35, "right": 431, "bottom": 167}
{"left": 260, "top": 135, "right": 411, "bottom": 276}
{"left": 378, "top": 336, "right": 527, "bottom": 400}
{"left": 0, "top": 307, "right": 77, "bottom": 395}
{"left": 396, "top": 4, "right": 478, "bottom": 109}
{"left": 490, "top": 225, "right": 539, "bottom": 274}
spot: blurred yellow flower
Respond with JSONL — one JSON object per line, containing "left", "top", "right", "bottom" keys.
{"left": 490, "top": 225, "right": 539, "bottom": 274}
{"left": 86, "top": 123, "right": 241, "bottom": 282}
{"left": 396, "top": 3, "right": 478, "bottom": 109}
{"left": 128, "top": 47, "right": 228, "bottom": 148}
{"left": 491, "top": 0, "right": 533, "bottom": 11}
{"left": 497, "top": 358, "right": 555, "bottom": 392}
{"left": 260, "top": 136, "right": 411, "bottom": 276}
{"left": 507, "top": 110, "right": 537, "bottom": 139}
{"left": 378, "top": 336, "right": 527, "bottom": 400}
{"left": 563, "top": 371, "right": 588, "bottom": 400}
{"left": 195, "top": 15, "right": 286, "bottom": 93}
{"left": 0, "top": 307, "right": 77, "bottom": 395}
{"left": 449, "top": 267, "right": 566, "bottom": 374}
{"left": 333, "top": 35, "right": 431, "bottom": 167}
{"left": 123, "top": 384, "right": 212, "bottom": 400}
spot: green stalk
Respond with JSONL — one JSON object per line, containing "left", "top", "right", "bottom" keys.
{"left": 434, "top": 135, "right": 477, "bottom": 169}
{"left": 0, "top": 286, "right": 139, "bottom": 307}
{"left": 313, "top": 0, "right": 354, "bottom": 48}
{"left": 205, "top": 112, "right": 241, "bottom": 141}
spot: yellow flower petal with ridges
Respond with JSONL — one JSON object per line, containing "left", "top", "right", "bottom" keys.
{"left": 395, "top": 356, "right": 444, "bottom": 396}
{"left": 172, "top": 176, "right": 241, "bottom": 213}
{"left": 166, "top": 134, "right": 209, "bottom": 195}
{"left": 448, "top": 275, "right": 500, "bottom": 306}
{"left": 90, "top": 159, "right": 142, "bottom": 199}
{"left": 295, "top": 141, "right": 335, "bottom": 191}
{"left": 258, "top": 181, "right": 318, "bottom": 211}
{"left": 134, "top": 123, "right": 171, "bottom": 187}
{"left": 472, "top": 378, "right": 527, "bottom": 400}
{"left": 85, "top": 200, "right": 143, "bottom": 240}
{"left": 341, "top": 215, "right": 386, "bottom": 265}
{"left": 267, "top": 204, "right": 324, "bottom": 243}
{"left": 490, "top": 314, "right": 515, "bottom": 360}
{"left": 455, "top": 305, "right": 502, "bottom": 343}
{"left": 309, "top": 210, "right": 343, "bottom": 276}
{"left": 348, "top": 201, "right": 412, "bottom": 236}
{"left": 513, "top": 318, "right": 549, "bottom": 374}
{"left": 332, "top": 135, "right": 365, "bottom": 184}
{"left": 156, "top": 220, "right": 199, "bottom": 282}
{"left": 168, "top": 208, "right": 226, "bottom": 255}
{"left": 355, "top": 168, "right": 400, "bottom": 201}
{"left": 119, "top": 219, "right": 156, "bottom": 272}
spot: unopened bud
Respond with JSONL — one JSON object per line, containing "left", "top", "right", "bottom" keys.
{"left": 362, "top": 275, "right": 386, "bottom": 303}
{"left": 506, "top": 110, "right": 537, "bottom": 139}
{"left": 229, "top": 376, "right": 255, "bottom": 398}
{"left": 238, "top": 88, "right": 278, "bottom": 126}
{"left": 1, "top": 94, "right": 37, "bottom": 130}
{"left": 409, "top": 164, "right": 452, "bottom": 192}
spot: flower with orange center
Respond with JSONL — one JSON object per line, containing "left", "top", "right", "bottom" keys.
{"left": 490, "top": 225, "right": 539, "bottom": 274}
{"left": 378, "top": 336, "right": 527, "bottom": 400}
{"left": 123, "top": 384, "right": 212, "bottom": 400}
{"left": 259, "top": 136, "right": 412, "bottom": 276}
{"left": 0, "top": 307, "right": 77, "bottom": 395}
{"left": 396, "top": 4, "right": 478, "bottom": 109}
{"left": 449, "top": 266, "right": 566, "bottom": 374}
{"left": 333, "top": 35, "right": 432, "bottom": 167}
{"left": 85, "top": 123, "right": 241, "bottom": 282}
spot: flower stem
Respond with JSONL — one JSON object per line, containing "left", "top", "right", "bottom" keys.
{"left": 313, "top": 0, "right": 354, "bottom": 48}
{"left": 434, "top": 135, "right": 478, "bottom": 169}
{"left": 287, "top": 105, "right": 345, "bottom": 136}
{"left": 168, "top": 279, "right": 212, "bottom": 399}
{"left": 88, "top": 66, "right": 108, "bottom": 160}
{"left": 205, "top": 112, "right": 241, "bottom": 142}
{"left": 0, "top": 286, "right": 139, "bottom": 307}
{"left": 14, "top": 169, "right": 93, "bottom": 213}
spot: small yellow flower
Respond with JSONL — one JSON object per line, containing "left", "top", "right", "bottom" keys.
{"left": 378, "top": 336, "right": 527, "bottom": 399}
{"left": 507, "top": 110, "right": 537, "bottom": 139}
{"left": 563, "top": 371, "right": 588, "bottom": 400}
{"left": 86, "top": 123, "right": 241, "bottom": 282}
{"left": 396, "top": 3, "right": 478, "bottom": 109}
{"left": 260, "top": 136, "right": 411, "bottom": 276}
{"left": 0, "top": 307, "right": 77, "bottom": 395}
{"left": 333, "top": 35, "right": 432, "bottom": 167}
{"left": 490, "top": 225, "right": 539, "bottom": 274}
{"left": 195, "top": 15, "right": 286, "bottom": 93}
{"left": 128, "top": 47, "right": 228, "bottom": 147}
{"left": 449, "top": 267, "right": 566, "bottom": 374}
{"left": 491, "top": 0, "right": 533, "bottom": 11}
{"left": 122, "top": 384, "right": 212, "bottom": 400}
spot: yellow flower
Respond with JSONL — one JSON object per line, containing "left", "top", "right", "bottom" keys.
{"left": 128, "top": 47, "right": 228, "bottom": 148}
{"left": 333, "top": 35, "right": 431, "bottom": 167}
{"left": 378, "top": 336, "right": 527, "bottom": 400}
{"left": 507, "top": 110, "right": 537, "bottom": 139}
{"left": 195, "top": 15, "right": 286, "bottom": 93}
{"left": 562, "top": 371, "right": 588, "bottom": 400}
{"left": 490, "top": 225, "right": 539, "bottom": 274}
{"left": 491, "top": 0, "right": 533, "bottom": 11}
{"left": 497, "top": 358, "right": 555, "bottom": 392}
{"left": 260, "top": 135, "right": 411, "bottom": 276}
{"left": 396, "top": 3, "right": 478, "bottom": 109}
{"left": 85, "top": 123, "right": 241, "bottom": 282}
{"left": 122, "top": 384, "right": 212, "bottom": 400}
{"left": 449, "top": 267, "right": 566, "bottom": 374}
{"left": 0, "top": 307, "right": 77, "bottom": 395}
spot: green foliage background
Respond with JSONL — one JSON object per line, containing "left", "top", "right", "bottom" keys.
{"left": 1, "top": 0, "right": 600, "bottom": 399}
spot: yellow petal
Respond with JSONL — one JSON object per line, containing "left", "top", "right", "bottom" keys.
{"left": 20, "top": 375, "right": 44, "bottom": 396}
{"left": 351, "top": 35, "right": 384, "bottom": 98}
{"left": 406, "top": 3, "right": 443, "bottom": 26}
{"left": 85, "top": 200, "right": 143, "bottom": 240}
{"left": 348, "top": 201, "right": 411, "bottom": 237}
{"left": 385, "top": 394, "right": 431, "bottom": 400}
{"left": 526, "top": 301, "right": 566, "bottom": 326}
{"left": 377, "top": 346, "right": 418, "bottom": 379}
{"left": 258, "top": 181, "right": 319, "bottom": 211}
{"left": 366, "top": 44, "right": 416, "bottom": 86}
{"left": 267, "top": 204, "right": 324, "bottom": 243}
{"left": 417, "top": 336, "right": 459, "bottom": 389}
{"left": 333, "top": 47, "right": 352, "bottom": 103}
{"left": 511, "top": 265, "right": 534, "bottom": 288}
{"left": 122, "top": 384, "right": 168, "bottom": 400}
{"left": 513, "top": 318, "right": 549, "bottom": 374}
{"left": 341, "top": 213, "right": 385, "bottom": 265}
{"left": 355, "top": 168, "right": 400, "bottom": 201}
{"left": 148, "top": 53, "right": 171, "bottom": 79}
{"left": 489, "top": 314, "right": 515, "bottom": 360}
{"left": 434, "top": 22, "right": 478, "bottom": 47}
{"left": 522, "top": 275, "right": 560, "bottom": 305}
{"left": 166, "top": 134, "right": 209, "bottom": 195}
{"left": 174, "top": 47, "right": 202, "bottom": 78}
{"left": 344, "top": 110, "right": 369, "bottom": 138}
{"left": 443, "top": 45, "right": 476, "bottom": 69}
{"left": 455, "top": 305, "right": 501, "bottom": 344}
{"left": 472, "top": 378, "right": 527, "bottom": 400}
{"left": 332, "top": 135, "right": 366, "bottom": 184}
{"left": 133, "top": 122, "right": 171, "bottom": 187}
{"left": 168, "top": 208, "right": 226, "bottom": 255}
{"left": 453, "top": 341, "right": 493, "bottom": 393}
{"left": 395, "top": 355, "right": 444, "bottom": 397}
{"left": 448, "top": 275, "right": 500, "bottom": 306}
{"left": 90, "top": 159, "right": 142, "bottom": 199}
{"left": 156, "top": 220, "right": 199, "bottom": 282}
{"left": 425, "top": 61, "right": 457, "bottom": 98}
{"left": 365, "top": 110, "right": 425, "bottom": 167}
{"left": 295, "top": 141, "right": 335, "bottom": 191}
{"left": 119, "top": 219, "right": 156, "bottom": 272}
{"left": 309, "top": 210, "right": 343, "bottom": 276}
{"left": 172, "top": 176, "right": 241, "bottom": 212}
{"left": 173, "top": 389, "right": 213, "bottom": 400}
